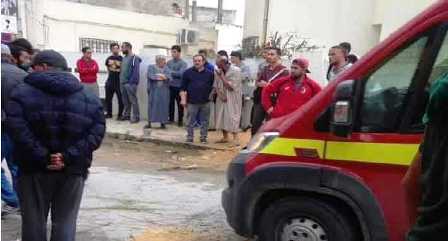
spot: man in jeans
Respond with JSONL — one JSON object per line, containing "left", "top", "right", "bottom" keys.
{"left": 167, "top": 45, "right": 188, "bottom": 126}
{"left": 5, "top": 50, "right": 105, "bottom": 241}
{"left": 120, "top": 42, "right": 142, "bottom": 123}
{"left": 180, "top": 55, "right": 214, "bottom": 143}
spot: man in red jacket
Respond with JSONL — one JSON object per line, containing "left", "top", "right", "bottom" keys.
{"left": 262, "top": 58, "right": 321, "bottom": 118}
{"left": 76, "top": 47, "right": 99, "bottom": 96}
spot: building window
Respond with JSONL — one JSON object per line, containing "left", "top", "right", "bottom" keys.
{"left": 79, "top": 38, "right": 118, "bottom": 53}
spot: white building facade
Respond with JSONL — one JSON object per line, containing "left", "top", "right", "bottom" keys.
{"left": 243, "top": 0, "right": 438, "bottom": 84}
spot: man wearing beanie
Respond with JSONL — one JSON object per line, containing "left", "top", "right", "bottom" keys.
{"left": 5, "top": 50, "right": 106, "bottom": 241}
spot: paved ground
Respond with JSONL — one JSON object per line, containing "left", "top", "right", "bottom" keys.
{"left": 1, "top": 137, "right": 252, "bottom": 241}
{"left": 106, "top": 119, "right": 252, "bottom": 151}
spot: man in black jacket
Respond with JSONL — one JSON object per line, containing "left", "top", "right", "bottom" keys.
{"left": 5, "top": 50, "right": 106, "bottom": 241}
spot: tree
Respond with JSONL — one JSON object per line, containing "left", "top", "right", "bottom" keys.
{"left": 242, "top": 31, "right": 324, "bottom": 59}
{"left": 268, "top": 31, "right": 323, "bottom": 59}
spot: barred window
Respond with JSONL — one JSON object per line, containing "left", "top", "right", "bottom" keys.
{"left": 79, "top": 38, "right": 118, "bottom": 53}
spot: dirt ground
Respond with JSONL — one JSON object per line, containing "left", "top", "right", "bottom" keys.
{"left": 2, "top": 137, "right": 250, "bottom": 241}
{"left": 94, "top": 137, "right": 250, "bottom": 241}
{"left": 94, "top": 137, "right": 241, "bottom": 172}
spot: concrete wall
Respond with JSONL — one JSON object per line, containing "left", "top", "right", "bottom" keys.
{"left": 266, "top": 0, "right": 377, "bottom": 56}
{"left": 243, "top": 0, "right": 437, "bottom": 55}
{"left": 243, "top": 0, "right": 265, "bottom": 39}
{"left": 215, "top": 24, "right": 243, "bottom": 52}
{"left": 242, "top": 0, "right": 438, "bottom": 84}
{"left": 373, "top": 0, "right": 437, "bottom": 40}
{"left": 66, "top": 0, "right": 187, "bottom": 17}
{"left": 24, "top": 0, "right": 189, "bottom": 52}
{"left": 192, "top": 6, "right": 236, "bottom": 25}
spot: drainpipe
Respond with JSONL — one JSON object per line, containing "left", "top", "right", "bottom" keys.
{"left": 192, "top": 0, "right": 197, "bottom": 23}
{"left": 261, "top": 0, "right": 270, "bottom": 46}
{"left": 217, "top": 0, "right": 223, "bottom": 24}
{"left": 185, "top": 0, "right": 190, "bottom": 20}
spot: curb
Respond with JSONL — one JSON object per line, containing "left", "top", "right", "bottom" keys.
{"left": 106, "top": 132, "right": 233, "bottom": 151}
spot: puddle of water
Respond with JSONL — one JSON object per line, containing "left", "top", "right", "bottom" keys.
{"left": 78, "top": 167, "right": 224, "bottom": 240}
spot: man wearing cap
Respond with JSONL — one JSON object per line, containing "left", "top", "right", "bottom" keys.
{"left": 5, "top": 50, "right": 105, "bottom": 241}
{"left": 262, "top": 58, "right": 322, "bottom": 118}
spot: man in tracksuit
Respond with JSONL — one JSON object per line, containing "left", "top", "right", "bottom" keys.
{"left": 262, "top": 58, "right": 321, "bottom": 118}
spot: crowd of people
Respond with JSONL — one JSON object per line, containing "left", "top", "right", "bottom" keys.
{"left": 1, "top": 37, "right": 356, "bottom": 240}
{"left": 75, "top": 42, "right": 357, "bottom": 145}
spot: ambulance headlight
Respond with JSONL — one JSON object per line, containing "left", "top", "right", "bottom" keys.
{"left": 241, "top": 132, "right": 279, "bottom": 153}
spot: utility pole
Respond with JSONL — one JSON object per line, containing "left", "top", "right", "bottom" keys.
{"left": 217, "top": 0, "right": 223, "bottom": 24}
{"left": 261, "top": 0, "right": 270, "bottom": 46}
{"left": 185, "top": 0, "right": 190, "bottom": 20}
{"left": 192, "top": 0, "right": 197, "bottom": 23}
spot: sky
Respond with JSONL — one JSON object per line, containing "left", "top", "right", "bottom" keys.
{"left": 194, "top": 0, "right": 246, "bottom": 25}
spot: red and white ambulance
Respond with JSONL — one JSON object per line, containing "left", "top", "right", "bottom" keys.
{"left": 222, "top": 1, "right": 448, "bottom": 241}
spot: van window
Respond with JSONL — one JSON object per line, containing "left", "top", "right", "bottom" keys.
{"left": 429, "top": 34, "right": 448, "bottom": 83}
{"left": 359, "top": 36, "right": 429, "bottom": 132}
{"left": 407, "top": 32, "right": 448, "bottom": 131}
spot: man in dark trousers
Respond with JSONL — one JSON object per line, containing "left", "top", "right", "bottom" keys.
{"left": 180, "top": 54, "right": 214, "bottom": 144}
{"left": 251, "top": 47, "right": 288, "bottom": 136}
{"left": 119, "top": 42, "right": 141, "bottom": 123}
{"left": 167, "top": 45, "right": 188, "bottom": 126}
{"left": 105, "top": 43, "right": 124, "bottom": 119}
{"left": 5, "top": 50, "right": 106, "bottom": 241}
{"left": 402, "top": 72, "right": 448, "bottom": 241}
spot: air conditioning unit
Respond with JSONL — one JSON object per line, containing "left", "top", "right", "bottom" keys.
{"left": 178, "top": 29, "right": 198, "bottom": 44}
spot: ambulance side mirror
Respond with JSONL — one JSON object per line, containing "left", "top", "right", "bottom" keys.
{"left": 330, "top": 80, "right": 354, "bottom": 138}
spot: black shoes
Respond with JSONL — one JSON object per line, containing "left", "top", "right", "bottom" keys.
{"left": 118, "top": 116, "right": 130, "bottom": 121}
{"left": 130, "top": 119, "right": 140, "bottom": 124}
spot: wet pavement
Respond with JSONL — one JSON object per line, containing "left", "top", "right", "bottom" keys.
{"left": 1, "top": 138, "right": 248, "bottom": 241}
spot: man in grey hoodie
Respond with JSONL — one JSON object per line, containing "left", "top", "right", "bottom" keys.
{"left": 119, "top": 42, "right": 142, "bottom": 123}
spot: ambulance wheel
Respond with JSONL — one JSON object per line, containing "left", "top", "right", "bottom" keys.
{"left": 258, "top": 197, "right": 357, "bottom": 241}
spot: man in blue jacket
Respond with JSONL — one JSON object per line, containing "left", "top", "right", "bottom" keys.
{"left": 5, "top": 50, "right": 106, "bottom": 241}
{"left": 119, "top": 42, "right": 142, "bottom": 123}
{"left": 180, "top": 54, "right": 214, "bottom": 143}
